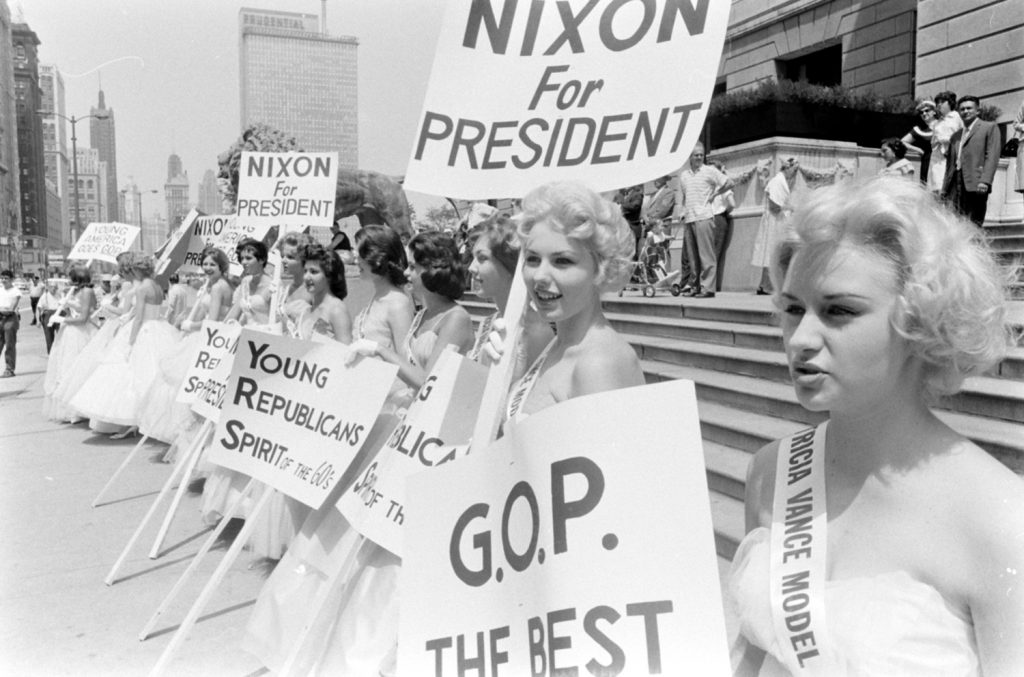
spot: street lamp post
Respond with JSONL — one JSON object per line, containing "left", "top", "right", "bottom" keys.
{"left": 36, "top": 109, "right": 109, "bottom": 247}
{"left": 122, "top": 188, "right": 158, "bottom": 252}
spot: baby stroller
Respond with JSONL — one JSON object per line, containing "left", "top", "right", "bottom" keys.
{"left": 620, "top": 236, "right": 678, "bottom": 297}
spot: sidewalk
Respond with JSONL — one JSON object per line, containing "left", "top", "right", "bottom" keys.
{"left": 0, "top": 307, "right": 265, "bottom": 676}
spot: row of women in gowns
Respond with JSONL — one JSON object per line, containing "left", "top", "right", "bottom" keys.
{"left": 43, "top": 252, "right": 181, "bottom": 437}
{"left": 42, "top": 177, "right": 1023, "bottom": 674}
{"left": 238, "top": 180, "right": 1022, "bottom": 676}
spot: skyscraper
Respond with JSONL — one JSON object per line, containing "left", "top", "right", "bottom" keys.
{"left": 89, "top": 89, "right": 119, "bottom": 222}
{"left": 239, "top": 7, "right": 358, "bottom": 169}
{"left": 70, "top": 147, "right": 103, "bottom": 227}
{"left": 13, "top": 21, "right": 49, "bottom": 273}
{"left": 39, "top": 64, "right": 70, "bottom": 248}
{"left": 164, "top": 152, "right": 189, "bottom": 236}
{"left": 0, "top": 2, "right": 22, "bottom": 271}
{"left": 197, "top": 169, "right": 221, "bottom": 214}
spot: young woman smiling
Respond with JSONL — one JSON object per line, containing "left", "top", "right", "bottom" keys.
{"left": 225, "top": 237, "right": 274, "bottom": 327}
{"left": 504, "top": 181, "right": 644, "bottom": 424}
{"left": 296, "top": 243, "right": 352, "bottom": 342}
{"left": 274, "top": 232, "right": 313, "bottom": 337}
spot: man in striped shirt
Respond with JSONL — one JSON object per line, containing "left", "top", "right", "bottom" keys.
{"left": 675, "top": 142, "right": 733, "bottom": 298}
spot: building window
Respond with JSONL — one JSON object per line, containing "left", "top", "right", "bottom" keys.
{"left": 777, "top": 43, "right": 842, "bottom": 87}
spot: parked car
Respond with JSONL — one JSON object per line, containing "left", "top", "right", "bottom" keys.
{"left": 11, "top": 277, "right": 29, "bottom": 293}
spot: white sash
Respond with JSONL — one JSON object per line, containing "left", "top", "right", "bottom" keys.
{"left": 504, "top": 339, "right": 554, "bottom": 424}
{"left": 404, "top": 309, "right": 426, "bottom": 367}
{"left": 467, "top": 312, "right": 496, "bottom": 363}
{"left": 769, "top": 422, "right": 830, "bottom": 674}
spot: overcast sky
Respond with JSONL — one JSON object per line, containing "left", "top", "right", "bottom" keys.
{"left": 19, "top": 0, "right": 450, "bottom": 218}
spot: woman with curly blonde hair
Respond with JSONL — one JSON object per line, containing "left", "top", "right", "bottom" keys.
{"left": 504, "top": 181, "right": 644, "bottom": 423}
{"left": 731, "top": 176, "right": 1023, "bottom": 676}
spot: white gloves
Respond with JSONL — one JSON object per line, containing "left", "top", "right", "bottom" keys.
{"left": 180, "top": 320, "right": 196, "bottom": 333}
{"left": 345, "top": 338, "right": 380, "bottom": 366}
{"left": 482, "top": 318, "right": 508, "bottom": 363}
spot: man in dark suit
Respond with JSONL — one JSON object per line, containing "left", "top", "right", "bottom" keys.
{"left": 942, "top": 95, "right": 1001, "bottom": 226}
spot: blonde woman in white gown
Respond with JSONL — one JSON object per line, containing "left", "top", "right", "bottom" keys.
{"left": 731, "top": 177, "right": 1023, "bottom": 676}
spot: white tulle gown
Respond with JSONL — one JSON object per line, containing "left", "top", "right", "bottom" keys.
{"left": 42, "top": 291, "right": 97, "bottom": 422}
{"left": 69, "top": 303, "right": 180, "bottom": 430}
{"left": 52, "top": 282, "right": 135, "bottom": 423}
{"left": 241, "top": 306, "right": 441, "bottom": 676}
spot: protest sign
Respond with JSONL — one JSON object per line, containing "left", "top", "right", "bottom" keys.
{"left": 170, "top": 214, "right": 250, "bottom": 277}
{"left": 404, "top": 0, "right": 730, "bottom": 199}
{"left": 154, "top": 208, "right": 201, "bottom": 278}
{"left": 338, "top": 349, "right": 488, "bottom": 556}
{"left": 207, "top": 329, "right": 399, "bottom": 509}
{"left": 177, "top": 321, "right": 243, "bottom": 407}
{"left": 236, "top": 152, "right": 339, "bottom": 238}
{"left": 399, "top": 379, "right": 730, "bottom": 675}
{"left": 68, "top": 222, "right": 140, "bottom": 263}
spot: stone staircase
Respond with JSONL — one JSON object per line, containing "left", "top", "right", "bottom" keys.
{"left": 461, "top": 291, "right": 1024, "bottom": 562}
{"left": 988, "top": 220, "right": 1024, "bottom": 298}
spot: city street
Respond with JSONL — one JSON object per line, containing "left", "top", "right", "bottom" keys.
{"left": 0, "top": 277, "right": 377, "bottom": 676}
{"left": 0, "top": 304, "right": 268, "bottom": 676}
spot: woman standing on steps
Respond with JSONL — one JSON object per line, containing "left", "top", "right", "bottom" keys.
{"left": 731, "top": 176, "right": 1023, "bottom": 676}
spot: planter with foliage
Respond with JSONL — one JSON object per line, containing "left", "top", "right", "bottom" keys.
{"left": 706, "top": 80, "right": 920, "bottom": 150}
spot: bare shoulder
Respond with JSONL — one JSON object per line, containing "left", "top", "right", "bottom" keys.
{"left": 571, "top": 327, "right": 644, "bottom": 396}
{"left": 383, "top": 289, "right": 414, "bottom": 314}
{"left": 943, "top": 443, "right": 1024, "bottom": 553}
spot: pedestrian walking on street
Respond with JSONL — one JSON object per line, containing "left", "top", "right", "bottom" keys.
{"left": 0, "top": 269, "right": 21, "bottom": 377}
{"left": 28, "top": 275, "right": 43, "bottom": 325}
{"left": 35, "top": 279, "right": 62, "bottom": 353}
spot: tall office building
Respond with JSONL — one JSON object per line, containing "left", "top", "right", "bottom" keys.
{"left": 70, "top": 147, "right": 103, "bottom": 227}
{"left": 164, "top": 152, "right": 189, "bottom": 236}
{"left": 89, "top": 89, "right": 119, "bottom": 222}
{"left": 197, "top": 169, "right": 221, "bottom": 214}
{"left": 0, "top": 1, "right": 22, "bottom": 271}
{"left": 13, "top": 22, "right": 50, "bottom": 274}
{"left": 39, "top": 64, "right": 70, "bottom": 248}
{"left": 239, "top": 7, "right": 358, "bottom": 168}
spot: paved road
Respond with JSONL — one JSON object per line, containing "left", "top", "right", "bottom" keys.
{"left": 0, "top": 304, "right": 271, "bottom": 676}
{"left": 0, "top": 280, "right": 740, "bottom": 675}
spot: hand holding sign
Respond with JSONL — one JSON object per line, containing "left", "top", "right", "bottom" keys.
{"left": 207, "top": 330, "right": 398, "bottom": 509}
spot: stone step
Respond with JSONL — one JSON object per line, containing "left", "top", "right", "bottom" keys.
{"left": 696, "top": 399, "right": 808, "bottom": 453}
{"left": 633, "top": 335, "right": 1024, "bottom": 423}
{"left": 940, "top": 376, "right": 1024, "bottom": 422}
{"left": 704, "top": 440, "right": 752, "bottom": 502}
{"left": 648, "top": 363, "right": 1024, "bottom": 461}
{"left": 988, "top": 234, "right": 1024, "bottom": 252}
{"left": 607, "top": 312, "right": 783, "bottom": 352}
{"left": 934, "top": 409, "right": 1024, "bottom": 474}
{"left": 645, "top": 360, "right": 826, "bottom": 427}
{"left": 710, "top": 489, "right": 746, "bottom": 561}
{"left": 629, "top": 333, "right": 792, "bottom": 383}
{"left": 638, "top": 348, "right": 1024, "bottom": 421}
{"left": 999, "top": 347, "right": 1024, "bottom": 380}
{"left": 986, "top": 222, "right": 1024, "bottom": 237}
{"left": 602, "top": 293, "right": 780, "bottom": 327}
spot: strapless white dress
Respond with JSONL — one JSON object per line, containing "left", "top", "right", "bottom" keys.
{"left": 729, "top": 527, "right": 980, "bottom": 676}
